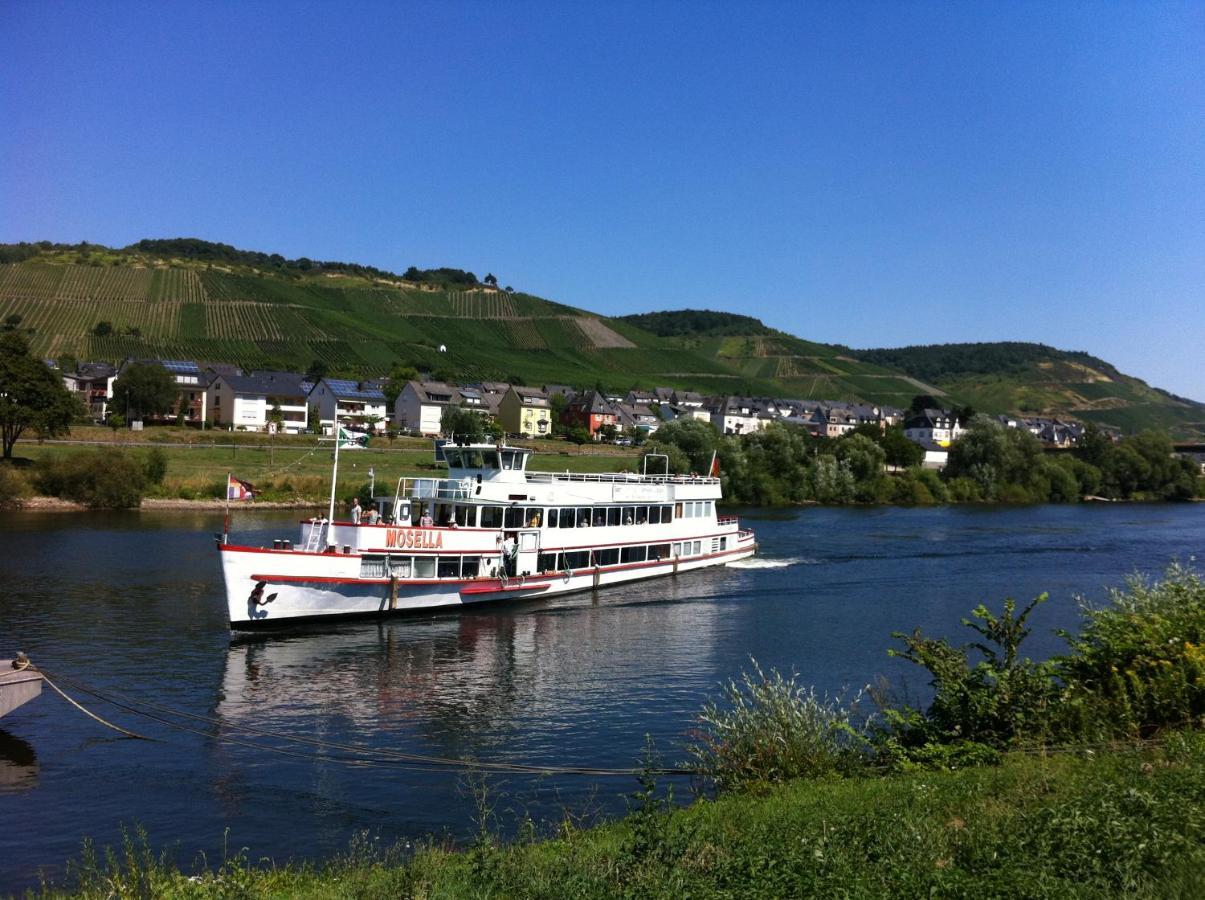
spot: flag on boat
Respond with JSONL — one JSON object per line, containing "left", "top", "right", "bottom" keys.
{"left": 227, "top": 474, "right": 256, "bottom": 501}
{"left": 338, "top": 426, "right": 369, "bottom": 449}
{"left": 709, "top": 451, "right": 721, "bottom": 478}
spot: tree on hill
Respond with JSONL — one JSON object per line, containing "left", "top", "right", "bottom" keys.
{"left": 3, "top": 314, "right": 21, "bottom": 331}
{"left": 92, "top": 321, "right": 113, "bottom": 337}
{"left": 383, "top": 363, "right": 419, "bottom": 407}
{"left": 484, "top": 273, "right": 498, "bottom": 286}
{"left": 909, "top": 395, "right": 940, "bottom": 414}
{"left": 111, "top": 362, "right": 177, "bottom": 421}
{"left": 617, "top": 309, "right": 774, "bottom": 338}
{"left": 0, "top": 333, "right": 80, "bottom": 458}
{"left": 305, "top": 359, "right": 328, "bottom": 382}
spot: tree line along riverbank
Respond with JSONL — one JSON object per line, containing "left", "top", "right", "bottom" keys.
{"left": 0, "top": 415, "right": 1199, "bottom": 511}
{"left": 32, "top": 564, "right": 1205, "bottom": 898}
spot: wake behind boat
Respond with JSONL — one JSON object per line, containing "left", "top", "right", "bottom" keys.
{"left": 217, "top": 441, "right": 755, "bottom": 628}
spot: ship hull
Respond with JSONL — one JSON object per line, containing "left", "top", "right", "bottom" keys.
{"left": 219, "top": 534, "right": 756, "bottom": 628}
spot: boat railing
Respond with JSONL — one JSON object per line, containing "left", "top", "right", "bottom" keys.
{"left": 403, "top": 477, "right": 473, "bottom": 500}
{"left": 526, "top": 471, "right": 720, "bottom": 486}
{"left": 717, "top": 515, "right": 739, "bottom": 525}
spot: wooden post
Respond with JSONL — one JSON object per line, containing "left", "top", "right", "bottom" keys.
{"left": 389, "top": 575, "right": 398, "bottom": 611}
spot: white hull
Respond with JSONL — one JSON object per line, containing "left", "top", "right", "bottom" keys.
{"left": 220, "top": 534, "right": 756, "bottom": 627}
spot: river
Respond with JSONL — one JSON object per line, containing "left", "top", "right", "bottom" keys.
{"left": 1, "top": 504, "right": 1202, "bottom": 891}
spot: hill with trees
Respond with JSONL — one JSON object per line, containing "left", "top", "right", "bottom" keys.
{"left": 856, "top": 342, "right": 1205, "bottom": 436}
{"left": 0, "top": 241, "right": 1200, "bottom": 435}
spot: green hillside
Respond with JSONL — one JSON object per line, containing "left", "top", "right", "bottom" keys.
{"left": 0, "top": 241, "right": 923, "bottom": 402}
{"left": 858, "top": 342, "right": 1205, "bottom": 437}
{"left": 0, "top": 241, "right": 1199, "bottom": 435}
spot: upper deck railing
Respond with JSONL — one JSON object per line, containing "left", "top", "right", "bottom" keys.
{"left": 525, "top": 470, "right": 720, "bottom": 486}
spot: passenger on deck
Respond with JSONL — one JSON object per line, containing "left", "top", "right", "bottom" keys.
{"left": 366, "top": 504, "right": 380, "bottom": 525}
{"left": 419, "top": 509, "right": 434, "bottom": 527}
{"left": 350, "top": 498, "right": 362, "bottom": 524}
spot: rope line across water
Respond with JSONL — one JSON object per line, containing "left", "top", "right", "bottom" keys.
{"left": 43, "top": 669, "right": 695, "bottom": 778}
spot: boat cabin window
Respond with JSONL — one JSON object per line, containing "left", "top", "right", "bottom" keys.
{"left": 607, "top": 507, "right": 621, "bottom": 526}
{"left": 622, "top": 506, "right": 636, "bottom": 525}
{"left": 650, "top": 544, "right": 671, "bottom": 560}
{"left": 482, "top": 450, "right": 500, "bottom": 469}
{"left": 413, "top": 557, "right": 436, "bottom": 578}
{"left": 635, "top": 506, "right": 649, "bottom": 525}
{"left": 576, "top": 507, "right": 591, "bottom": 527}
{"left": 480, "top": 505, "right": 504, "bottom": 528}
{"left": 504, "top": 506, "right": 526, "bottom": 529}
{"left": 621, "top": 546, "right": 647, "bottom": 563}
{"left": 444, "top": 449, "right": 462, "bottom": 468}
{"left": 526, "top": 508, "right": 543, "bottom": 527}
{"left": 596, "top": 547, "right": 619, "bottom": 566}
{"left": 462, "top": 557, "right": 481, "bottom": 578}
{"left": 389, "top": 556, "right": 412, "bottom": 577}
{"left": 500, "top": 449, "right": 523, "bottom": 470}
{"left": 538, "top": 552, "right": 557, "bottom": 571}
{"left": 547, "top": 508, "right": 559, "bottom": 528}
{"left": 437, "top": 557, "right": 460, "bottom": 578}
{"left": 454, "top": 505, "right": 475, "bottom": 527}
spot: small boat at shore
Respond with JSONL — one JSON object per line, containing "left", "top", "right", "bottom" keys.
{"left": 0, "top": 656, "right": 43, "bottom": 719}
{"left": 217, "top": 440, "right": 755, "bottom": 628}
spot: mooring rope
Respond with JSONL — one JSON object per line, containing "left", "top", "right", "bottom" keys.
{"left": 28, "top": 666, "right": 154, "bottom": 741}
{"left": 43, "top": 668, "right": 694, "bottom": 777}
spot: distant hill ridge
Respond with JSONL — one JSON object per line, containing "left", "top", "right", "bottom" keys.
{"left": 0, "top": 239, "right": 1200, "bottom": 436}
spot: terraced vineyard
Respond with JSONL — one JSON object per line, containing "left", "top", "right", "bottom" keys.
{"left": 2, "top": 246, "right": 1199, "bottom": 434}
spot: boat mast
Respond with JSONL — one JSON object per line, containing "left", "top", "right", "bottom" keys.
{"left": 327, "top": 415, "right": 341, "bottom": 526}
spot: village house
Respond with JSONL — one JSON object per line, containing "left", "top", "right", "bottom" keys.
{"left": 562, "top": 389, "right": 620, "bottom": 439}
{"left": 111, "top": 358, "right": 213, "bottom": 425}
{"left": 394, "top": 381, "right": 462, "bottom": 436}
{"left": 710, "top": 396, "right": 771, "bottom": 435}
{"left": 499, "top": 385, "right": 553, "bottom": 437}
{"left": 615, "top": 402, "right": 660, "bottom": 435}
{"left": 310, "top": 378, "right": 388, "bottom": 433}
{"left": 61, "top": 362, "right": 117, "bottom": 421}
{"left": 903, "top": 408, "right": 964, "bottom": 447}
{"left": 820, "top": 406, "right": 858, "bottom": 438}
{"left": 206, "top": 371, "right": 312, "bottom": 433}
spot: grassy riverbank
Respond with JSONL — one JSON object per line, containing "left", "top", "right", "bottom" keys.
{"left": 37, "top": 735, "right": 1205, "bottom": 899}
{"left": 5, "top": 427, "right": 641, "bottom": 506}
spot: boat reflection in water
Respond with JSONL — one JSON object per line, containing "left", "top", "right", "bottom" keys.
{"left": 215, "top": 573, "right": 737, "bottom": 767}
{"left": 0, "top": 729, "right": 39, "bottom": 793}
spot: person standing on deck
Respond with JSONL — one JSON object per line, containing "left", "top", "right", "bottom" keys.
{"left": 350, "top": 497, "right": 362, "bottom": 524}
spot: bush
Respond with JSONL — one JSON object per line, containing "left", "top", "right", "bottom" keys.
{"left": 35, "top": 450, "right": 146, "bottom": 508}
{"left": 0, "top": 464, "right": 31, "bottom": 507}
{"left": 686, "top": 660, "right": 872, "bottom": 793}
{"left": 886, "top": 595, "right": 1059, "bottom": 749}
{"left": 1057, "top": 563, "right": 1205, "bottom": 739}
{"left": 142, "top": 446, "right": 167, "bottom": 486}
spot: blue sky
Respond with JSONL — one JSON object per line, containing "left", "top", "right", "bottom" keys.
{"left": 2, "top": 1, "right": 1202, "bottom": 399}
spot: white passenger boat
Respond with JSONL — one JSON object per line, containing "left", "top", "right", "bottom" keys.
{"left": 217, "top": 441, "right": 756, "bottom": 628}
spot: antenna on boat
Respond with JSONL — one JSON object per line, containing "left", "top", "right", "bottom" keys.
{"left": 327, "top": 416, "right": 341, "bottom": 529}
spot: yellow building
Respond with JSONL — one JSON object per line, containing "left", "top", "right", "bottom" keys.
{"left": 498, "top": 386, "right": 553, "bottom": 437}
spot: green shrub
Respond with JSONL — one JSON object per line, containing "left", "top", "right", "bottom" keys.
{"left": 141, "top": 446, "right": 168, "bottom": 486}
{"left": 945, "top": 476, "right": 983, "bottom": 503}
{"left": 1057, "top": 563, "right": 1205, "bottom": 738}
{"left": 886, "top": 594, "right": 1059, "bottom": 749}
{"left": 686, "top": 660, "right": 872, "bottom": 793}
{"left": 34, "top": 449, "right": 146, "bottom": 508}
{"left": 0, "top": 463, "right": 31, "bottom": 507}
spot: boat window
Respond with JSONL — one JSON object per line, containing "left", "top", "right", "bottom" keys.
{"left": 437, "top": 557, "right": 460, "bottom": 578}
{"left": 621, "top": 546, "right": 647, "bottom": 564}
{"left": 674, "top": 502, "right": 683, "bottom": 519}
{"left": 607, "top": 507, "right": 621, "bottom": 526}
{"left": 504, "top": 506, "right": 526, "bottom": 529}
{"left": 636, "top": 506, "right": 649, "bottom": 525}
{"left": 413, "top": 557, "right": 436, "bottom": 578}
{"left": 650, "top": 544, "right": 671, "bottom": 561}
{"left": 565, "top": 550, "right": 590, "bottom": 569}
{"left": 556, "top": 507, "right": 572, "bottom": 528}
{"left": 480, "top": 506, "right": 504, "bottom": 528}
{"left": 464, "top": 449, "right": 486, "bottom": 469}
{"left": 693, "top": 540, "right": 702, "bottom": 555}
{"left": 444, "top": 450, "right": 462, "bottom": 468}
{"left": 577, "top": 507, "right": 591, "bottom": 527}
{"left": 622, "top": 506, "right": 636, "bottom": 525}
{"left": 455, "top": 505, "right": 475, "bottom": 527}
{"left": 501, "top": 449, "right": 518, "bottom": 470}
{"left": 663, "top": 504, "right": 674, "bottom": 521}
{"left": 526, "top": 508, "right": 543, "bottom": 527}
{"left": 482, "top": 450, "right": 500, "bottom": 469}
{"left": 547, "top": 508, "right": 559, "bottom": 528}
{"left": 538, "top": 552, "right": 557, "bottom": 572}
{"left": 592, "top": 510, "right": 606, "bottom": 527}
{"left": 462, "top": 557, "right": 481, "bottom": 578}
{"left": 596, "top": 547, "right": 619, "bottom": 566}
{"left": 359, "top": 556, "right": 386, "bottom": 578}
{"left": 671, "top": 543, "right": 681, "bottom": 557}
{"left": 389, "top": 556, "right": 412, "bottom": 577}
